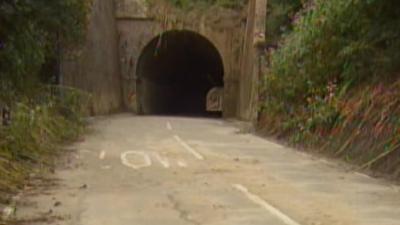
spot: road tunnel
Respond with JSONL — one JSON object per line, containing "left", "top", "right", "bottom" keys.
{"left": 136, "top": 30, "right": 224, "bottom": 116}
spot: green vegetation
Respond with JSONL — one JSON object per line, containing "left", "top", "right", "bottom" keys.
{"left": 0, "top": 0, "right": 90, "bottom": 96}
{"left": 0, "top": 0, "right": 91, "bottom": 200}
{"left": 265, "top": 0, "right": 302, "bottom": 46}
{"left": 260, "top": 0, "right": 400, "bottom": 177}
{"left": 166, "top": 0, "right": 247, "bottom": 9}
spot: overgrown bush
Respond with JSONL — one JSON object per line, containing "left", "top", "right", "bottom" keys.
{"left": 0, "top": 87, "right": 90, "bottom": 193}
{"left": 0, "top": 0, "right": 91, "bottom": 199}
{"left": 0, "top": 0, "right": 91, "bottom": 98}
{"left": 166, "top": 0, "right": 247, "bottom": 9}
{"left": 260, "top": 0, "right": 400, "bottom": 177}
{"left": 265, "top": 0, "right": 302, "bottom": 46}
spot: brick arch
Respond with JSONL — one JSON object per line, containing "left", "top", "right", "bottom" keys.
{"left": 135, "top": 29, "right": 225, "bottom": 116}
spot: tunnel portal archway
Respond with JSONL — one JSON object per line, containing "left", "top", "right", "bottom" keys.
{"left": 136, "top": 30, "right": 224, "bottom": 116}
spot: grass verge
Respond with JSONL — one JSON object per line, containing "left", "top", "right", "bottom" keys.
{"left": 0, "top": 86, "right": 90, "bottom": 213}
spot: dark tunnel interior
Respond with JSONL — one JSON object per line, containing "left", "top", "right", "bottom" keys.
{"left": 136, "top": 30, "right": 224, "bottom": 116}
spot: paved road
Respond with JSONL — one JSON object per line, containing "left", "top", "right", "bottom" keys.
{"left": 15, "top": 115, "right": 400, "bottom": 225}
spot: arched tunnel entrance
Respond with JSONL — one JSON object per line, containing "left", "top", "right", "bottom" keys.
{"left": 136, "top": 30, "right": 224, "bottom": 116}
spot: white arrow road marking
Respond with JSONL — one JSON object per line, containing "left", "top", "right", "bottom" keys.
{"left": 153, "top": 152, "right": 170, "bottom": 168}
{"left": 233, "top": 184, "right": 302, "bottom": 225}
{"left": 99, "top": 151, "right": 106, "bottom": 160}
{"left": 121, "top": 151, "right": 152, "bottom": 170}
{"left": 167, "top": 122, "right": 173, "bottom": 130}
{"left": 173, "top": 135, "right": 204, "bottom": 160}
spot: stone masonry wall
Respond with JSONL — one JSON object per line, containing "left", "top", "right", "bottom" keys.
{"left": 61, "top": 0, "right": 267, "bottom": 120}
{"left": 115, "top": 0, "right": 244, "bottom": 117}
{"left": 61, "top": 0, "right": 122, "bottom": 115}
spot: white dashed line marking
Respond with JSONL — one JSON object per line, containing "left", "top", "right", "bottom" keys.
{"left": 99, "top": 151, "right": 106, "bottom": 160}
{"left": 233, "top": 184, "right": 302, "bottom": 225}
{"left": 167, "top": 122, "right": 173, "bottom": 130}
{"left": 173, "top": 135, "right": 204, "bottom": 160}
{"left": 121, "top": 151, "right": 152, "bottom": 170}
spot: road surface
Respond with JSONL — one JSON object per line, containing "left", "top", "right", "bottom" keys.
{"left": 14, "top": 115, "right": 400, "bottom": 225}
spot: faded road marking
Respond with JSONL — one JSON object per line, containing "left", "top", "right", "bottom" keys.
{"left": 167, "top": 122, "right": 173, "bottom": 130}
{"left": 121, "top": 151, "right": 152, "bottom": 170}
{"left": 101, "top": 165, "right": 112, "bottom": 170}
{"left": 99, "top": 151, "right": 106, "bottom": 160}
{"left": 153, "top": 152, "right": 170, "bottom": 168}
{"left": 233, "top": 184, "right": 302, "bottom": 225}
{"left": 173, "top": 135, "right": 204, "bottom": 160}
{"left": 187, "top": 141, "right": 277, "bottom": 149}
{"left": 177, "top": 160, "right": 188, "bottom": 168}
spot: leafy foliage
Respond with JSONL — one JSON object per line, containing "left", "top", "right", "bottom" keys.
{"left": 265, "top": 0, "right": 302, "bottom": 45}
{"left": 0, "top": 0, "right": 91, "bottom": 199}
{"left": 260, "top": 0, "right": 400, "bottom": 177}
{"left": 0, "top": 0, "right": 91, "bottom": 98}
{"left": 0, "top": 87, "right": 90, "bottom": 192}
{"left": 166, "top": 0, "right": 247, "bottom": 9}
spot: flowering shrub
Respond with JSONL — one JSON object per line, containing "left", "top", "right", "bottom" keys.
{"left": 260, "top": 0, "right": 400, "bottom": 177}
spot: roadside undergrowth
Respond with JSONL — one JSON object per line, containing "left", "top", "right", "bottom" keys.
{"left": 0, "top": 87, "right": 90, "bottom": 205}
{"left": 259, "top": 79, "right": 400, "bottom": 178}
{"left": 0, "top": 0, "right": 92, "bottom": 216}
{"left": 259, "top": 0, "right": 400, "bottom": 179}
